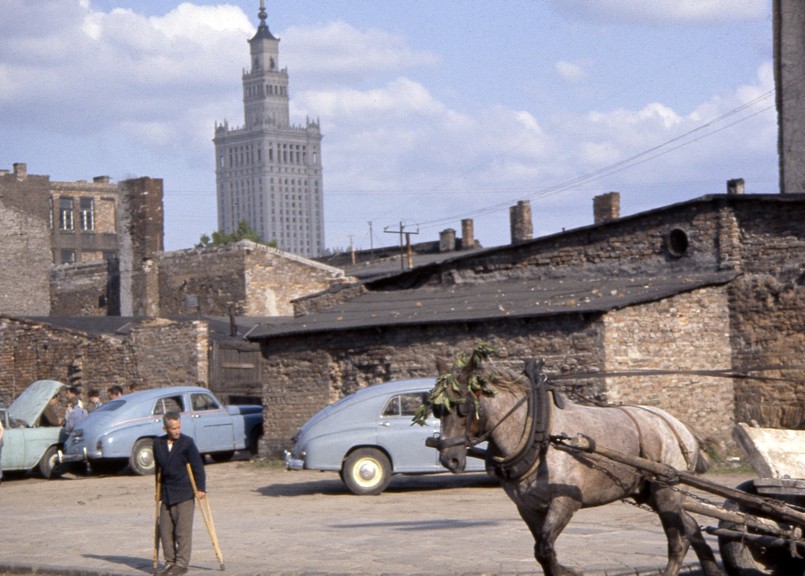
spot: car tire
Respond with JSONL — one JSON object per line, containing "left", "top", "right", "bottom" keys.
{"left": 341, "top": 448, "right": 392, "bottom": 495}
{"left": 39, "top": 445, "right": 64, "bottom": 479}
{"left": 210, "top": 451, "right": 235, "bottom": 463}
{"left": 129, "top": 438, "right": 156, "bottom": 476}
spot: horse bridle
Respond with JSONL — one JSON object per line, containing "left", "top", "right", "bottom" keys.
{"left": 426, "top": 358, "right": 556, "bottom": 482}
{"left": 425, "top": 367, "right": 535, "bottom": 452}
{"left": 426, "top": 391, "right": 498, "bottom": 450}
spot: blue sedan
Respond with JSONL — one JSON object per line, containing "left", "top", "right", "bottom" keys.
{"left": 284, "top": 378, "right": 486, "bottom": 495}
{"left": 61, "top": 386, "right": 263, "bottom": 475}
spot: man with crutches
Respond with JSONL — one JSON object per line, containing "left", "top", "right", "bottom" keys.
{"left": 153, "top": 410, "right": 206, "bottom": 576}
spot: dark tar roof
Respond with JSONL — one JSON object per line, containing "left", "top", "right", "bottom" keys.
{"left": 247, "top": 271, "right": 739, "bottom": 340}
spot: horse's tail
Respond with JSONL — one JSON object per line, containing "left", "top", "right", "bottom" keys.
{"left": 689, "top": 427, "right": 714, "bottom": 474}
{"left": 693, "top": 443, "right": 712, "bottom": 474}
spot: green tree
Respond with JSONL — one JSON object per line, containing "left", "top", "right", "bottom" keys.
{"left": 196, "top": 220, "right": 277, "bottom": 249}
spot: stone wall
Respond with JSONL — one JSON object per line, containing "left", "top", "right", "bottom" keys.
{"left": 0, "top": 167, "right": 52, "bottom": 316}
{"left": 603, "top": 286, "right": 734, "bottom": 444}
{"left": 259, "top": 315, "right": 604, "bottom": 457}
{"left": 128, "top": 318, "right": 209, "bottom": 389}
{"left": 0, "top": 316, "right": 132, "bottom": 406}
{"left": 158, "top": 241, "right": 348, "bottom": 317}
{"left": 119, "top": 177, "right": 164, "bottom": 317}
{"left": 50, "top": 261, "right": 111, "bottom": 317}
{"left": 0, "top": 203, "right": 52, "bottom": 316}
{"left": 0, "top": 316, "right": 209, "bottom": 408}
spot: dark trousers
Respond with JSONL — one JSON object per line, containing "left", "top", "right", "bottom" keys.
{"left": 159, "top": 498, "right": 195, "bottom": 568}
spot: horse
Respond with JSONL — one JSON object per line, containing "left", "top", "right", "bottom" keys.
{"left": 420, "top": 345, "right": 725, "bottom": 576}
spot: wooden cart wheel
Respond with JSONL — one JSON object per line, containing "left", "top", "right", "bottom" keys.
{"left": 718, "top": 480, "right": 805, "bottom": 576}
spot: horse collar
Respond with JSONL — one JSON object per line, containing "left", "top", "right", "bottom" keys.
{"left": 486, "top": 358, "right": 554, "bottom": 482}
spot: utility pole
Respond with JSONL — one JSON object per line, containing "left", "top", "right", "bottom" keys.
{"left": 384, "top": 221, "right": 419, "bottom": 271}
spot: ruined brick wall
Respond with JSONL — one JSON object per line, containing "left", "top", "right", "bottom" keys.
{"left": 50, "top": 261, "right": 110, "bottom": 316}
{"left": 128, "top": 319, "right": 209, "bottom": 389}
{"left": 258, "top": 316, "right": 604, "bottom": 457}
{"left": 0, "top": 203, "right": 52, "bottom": 316}
{"left": 158, "top": 242, "right": 348, "bottom": 317}
{"left": 0, "top": 317, "right": 133, "bottom": 407}
{"left": 119, "top": 177, "right": 163, "bottom": 317}
{"left": 0, "top": 317, "right": 208, "bottom": 408}
{"left": 0, "top": 168, "right": 52, "bottom": 316}
{"left": 158, "top": 246, "right": 248, "bottom": 316}
{"left": 603, "top": 286, "right": 734, "bottom": 445}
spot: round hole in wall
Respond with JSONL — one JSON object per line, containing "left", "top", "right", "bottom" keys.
{"left": 666, "top": 228, "right": 689, "bottom": 258}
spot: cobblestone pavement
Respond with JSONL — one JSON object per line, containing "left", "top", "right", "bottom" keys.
{"left": 0, "top": 459, "right": 753, "bottom": 575}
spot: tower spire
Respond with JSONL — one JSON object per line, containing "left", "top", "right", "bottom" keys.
{"left": 251, "top": 0, "right": 277, "bottom": 41}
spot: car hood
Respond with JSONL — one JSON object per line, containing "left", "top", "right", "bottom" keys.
{"left": 9, "top": 380, "right": 65, "bottom": 427}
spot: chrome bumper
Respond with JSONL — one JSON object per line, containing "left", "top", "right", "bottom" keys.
{"left": 59, "top": 446, "right": 88, "bottom": 464}
{"left": 284, "top": 450, "right": 304, "bottom": 470}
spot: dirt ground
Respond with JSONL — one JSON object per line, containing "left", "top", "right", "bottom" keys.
{"left": 0, "top": 457, "right": 754, "bottom": 576}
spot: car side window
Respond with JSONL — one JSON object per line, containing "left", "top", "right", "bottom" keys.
{"left": 191, "top": 393, "right": 220, "bottom": 412}
{"left": 152, "top": 396, "right": 184, "bottom": 415}
{"left": 382, "top": 393, "right": 426, "bottom": 417}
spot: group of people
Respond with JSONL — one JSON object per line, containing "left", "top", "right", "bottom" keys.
{"left": 41, "top": 384, "right": 130, "bottom": 431}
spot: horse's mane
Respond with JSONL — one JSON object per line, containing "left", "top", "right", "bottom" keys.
{"left": 478, "top": 365, "right": 529, "bottom": 395}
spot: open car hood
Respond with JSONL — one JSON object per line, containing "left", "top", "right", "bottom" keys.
{"left": 8, "top": 380, "right": 65, "bottom": 427}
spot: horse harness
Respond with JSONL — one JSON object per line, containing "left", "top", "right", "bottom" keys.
{"left": 428, "top": 357, "right": 565, "bottom": 482}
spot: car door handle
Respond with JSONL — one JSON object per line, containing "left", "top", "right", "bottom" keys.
{"left": 379, "top": 422, "right": 391, "bottom": 427}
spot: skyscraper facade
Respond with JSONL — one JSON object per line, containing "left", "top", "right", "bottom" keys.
{"left": 214, "top": 2, "right": 324, "bottom": 257}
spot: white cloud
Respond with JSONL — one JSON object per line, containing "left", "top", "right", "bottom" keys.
{"left": 281, "top": 21, "right": 440, "bottom": 86}
{"left": 556, "top": 60, "right": 587, "bottom": 83}
{"left": 550, "top": 0, "right": 768, "bottom": 25}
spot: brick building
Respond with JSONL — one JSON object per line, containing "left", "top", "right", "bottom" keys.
{"left": 0, "top": 163, "right": 163, "bottom": 317}
{"left": 247, "top": 192, "right": 805, "bottom": 457}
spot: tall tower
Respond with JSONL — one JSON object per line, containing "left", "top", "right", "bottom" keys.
{"left": 214, "top": 1, "right": 324, "bottom": 257}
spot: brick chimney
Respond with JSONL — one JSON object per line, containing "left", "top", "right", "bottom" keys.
{"left": 13, "top": 162, "right": 27, "bottom": 181}
{"left": 593, "top": 192, "right": 620, "bottom": 224}
{"left": 461, "top": 219, "right": 474, "bottom": 250}
{"left": 439, "top": 228, "right": 456, "bottom": 252}
{"left": 509, "top": 200, "right": 533, "bottom": 244}
{"left": 727, "top": 178, "right": 745, "bottom": 195}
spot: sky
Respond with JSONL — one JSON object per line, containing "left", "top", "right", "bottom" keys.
{"left": 0, "top": 0, "right": 777, "bottom": 254}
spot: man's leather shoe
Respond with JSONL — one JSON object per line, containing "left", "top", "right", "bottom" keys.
{"left": 156, "top": 563, "right": 173, "bottom": 576}
{"left": 166, "top": 565, "right": 188, "bottom": 576}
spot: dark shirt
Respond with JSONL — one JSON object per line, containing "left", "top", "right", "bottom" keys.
{"left": 154, "top": 433, "right": 206, "bottom": 506}
{"left": 42, "top": 403, "right": 63, "bottom": 426}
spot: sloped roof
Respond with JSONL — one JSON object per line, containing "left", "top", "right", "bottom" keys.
{"left": 247, "top": 271, "right": 739, "bottom": 339}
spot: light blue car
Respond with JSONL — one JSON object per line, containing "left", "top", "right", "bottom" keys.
{"left": 284, "top": 378, "right": 486, "bottom": 495}
{"left": 1, "top": 379, "right": 66, "bottom": 479}
{"left": 61, "top": 386, "right": 263, "bottom": 475}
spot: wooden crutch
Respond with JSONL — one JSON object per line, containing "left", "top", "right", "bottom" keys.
{"left": 186, "top": 462, "right": 225, "bottom": 570}
{"left": 153, "top": 468, "right": 161, "bottom": 575}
